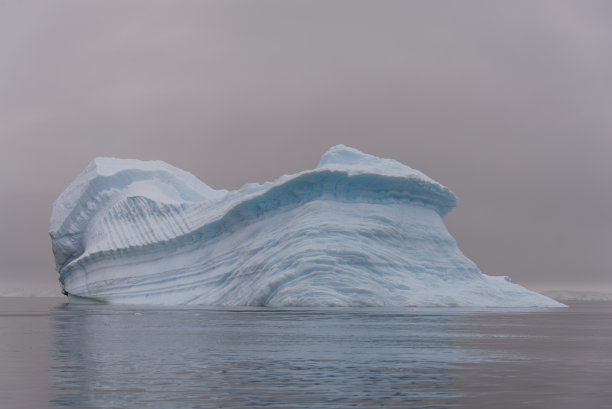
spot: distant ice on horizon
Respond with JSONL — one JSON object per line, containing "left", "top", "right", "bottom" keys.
{"left": 48, "top": 145, "right": 562, "bottom": 307}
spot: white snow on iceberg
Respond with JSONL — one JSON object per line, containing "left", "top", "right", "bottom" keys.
{"left": 49, "top": 145, "right": 562, "bottom": 307}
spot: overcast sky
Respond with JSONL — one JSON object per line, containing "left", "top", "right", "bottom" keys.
{"left": 0, "top": 1, "right": 610, "bottom": 294}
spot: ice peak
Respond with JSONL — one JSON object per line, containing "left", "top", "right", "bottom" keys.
{"left": 90, "top": 156, "right": 168, "bottom": 176}
{"left": 317, "top": 145, "right": 436, "bottom": 184}
{"left": 317, "top": 145, "right": 370, "bottom": 167}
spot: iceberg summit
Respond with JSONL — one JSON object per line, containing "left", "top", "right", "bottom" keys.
{"left": 49, "top": 145, "right": 562, "bottom": 307}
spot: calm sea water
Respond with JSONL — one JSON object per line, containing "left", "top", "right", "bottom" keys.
{"left": 0, "top": 297, "right": 611, "bottom": 409}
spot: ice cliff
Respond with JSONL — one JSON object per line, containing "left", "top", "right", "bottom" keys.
{"left": 49, "top": 145, "right": 562, "bottom": 307}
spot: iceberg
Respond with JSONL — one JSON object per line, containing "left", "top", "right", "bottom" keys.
{"left": 49, "top": 145, "right": 562, "bottom": 307}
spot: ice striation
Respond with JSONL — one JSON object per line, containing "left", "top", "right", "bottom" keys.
{"left": 49, "top": 145, "right": 562, "bottom": 307}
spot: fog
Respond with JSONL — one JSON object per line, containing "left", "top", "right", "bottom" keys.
{"left": 1, "top": 1, "right": 610, "bottom": 294}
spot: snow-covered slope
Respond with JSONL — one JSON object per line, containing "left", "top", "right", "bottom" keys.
{"left": 49, "top": 145, "right": 562, "bottom": 307}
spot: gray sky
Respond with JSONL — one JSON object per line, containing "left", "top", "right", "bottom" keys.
{"left": 1, "top": 0, "right": 611, "bottom": 294}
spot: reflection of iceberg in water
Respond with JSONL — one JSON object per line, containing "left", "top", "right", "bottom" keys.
{"left": 51, "top": 305, "right": 472, "bottom": 408}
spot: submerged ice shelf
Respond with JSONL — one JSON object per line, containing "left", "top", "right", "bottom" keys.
{"left": 49, "top": 145, "right": 562, "bottom": 307}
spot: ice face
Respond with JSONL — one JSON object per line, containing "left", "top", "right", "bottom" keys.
{"left": 49, "top": 145, "right": 563, "bottom": 307}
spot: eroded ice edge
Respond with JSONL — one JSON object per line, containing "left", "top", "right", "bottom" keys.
{"left": 49, "top": 145, "right": 562, "bottom": 307}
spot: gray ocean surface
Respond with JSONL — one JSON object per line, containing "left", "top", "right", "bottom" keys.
{"left": 1, "top": 297, "right": 611, "bottom": 409}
